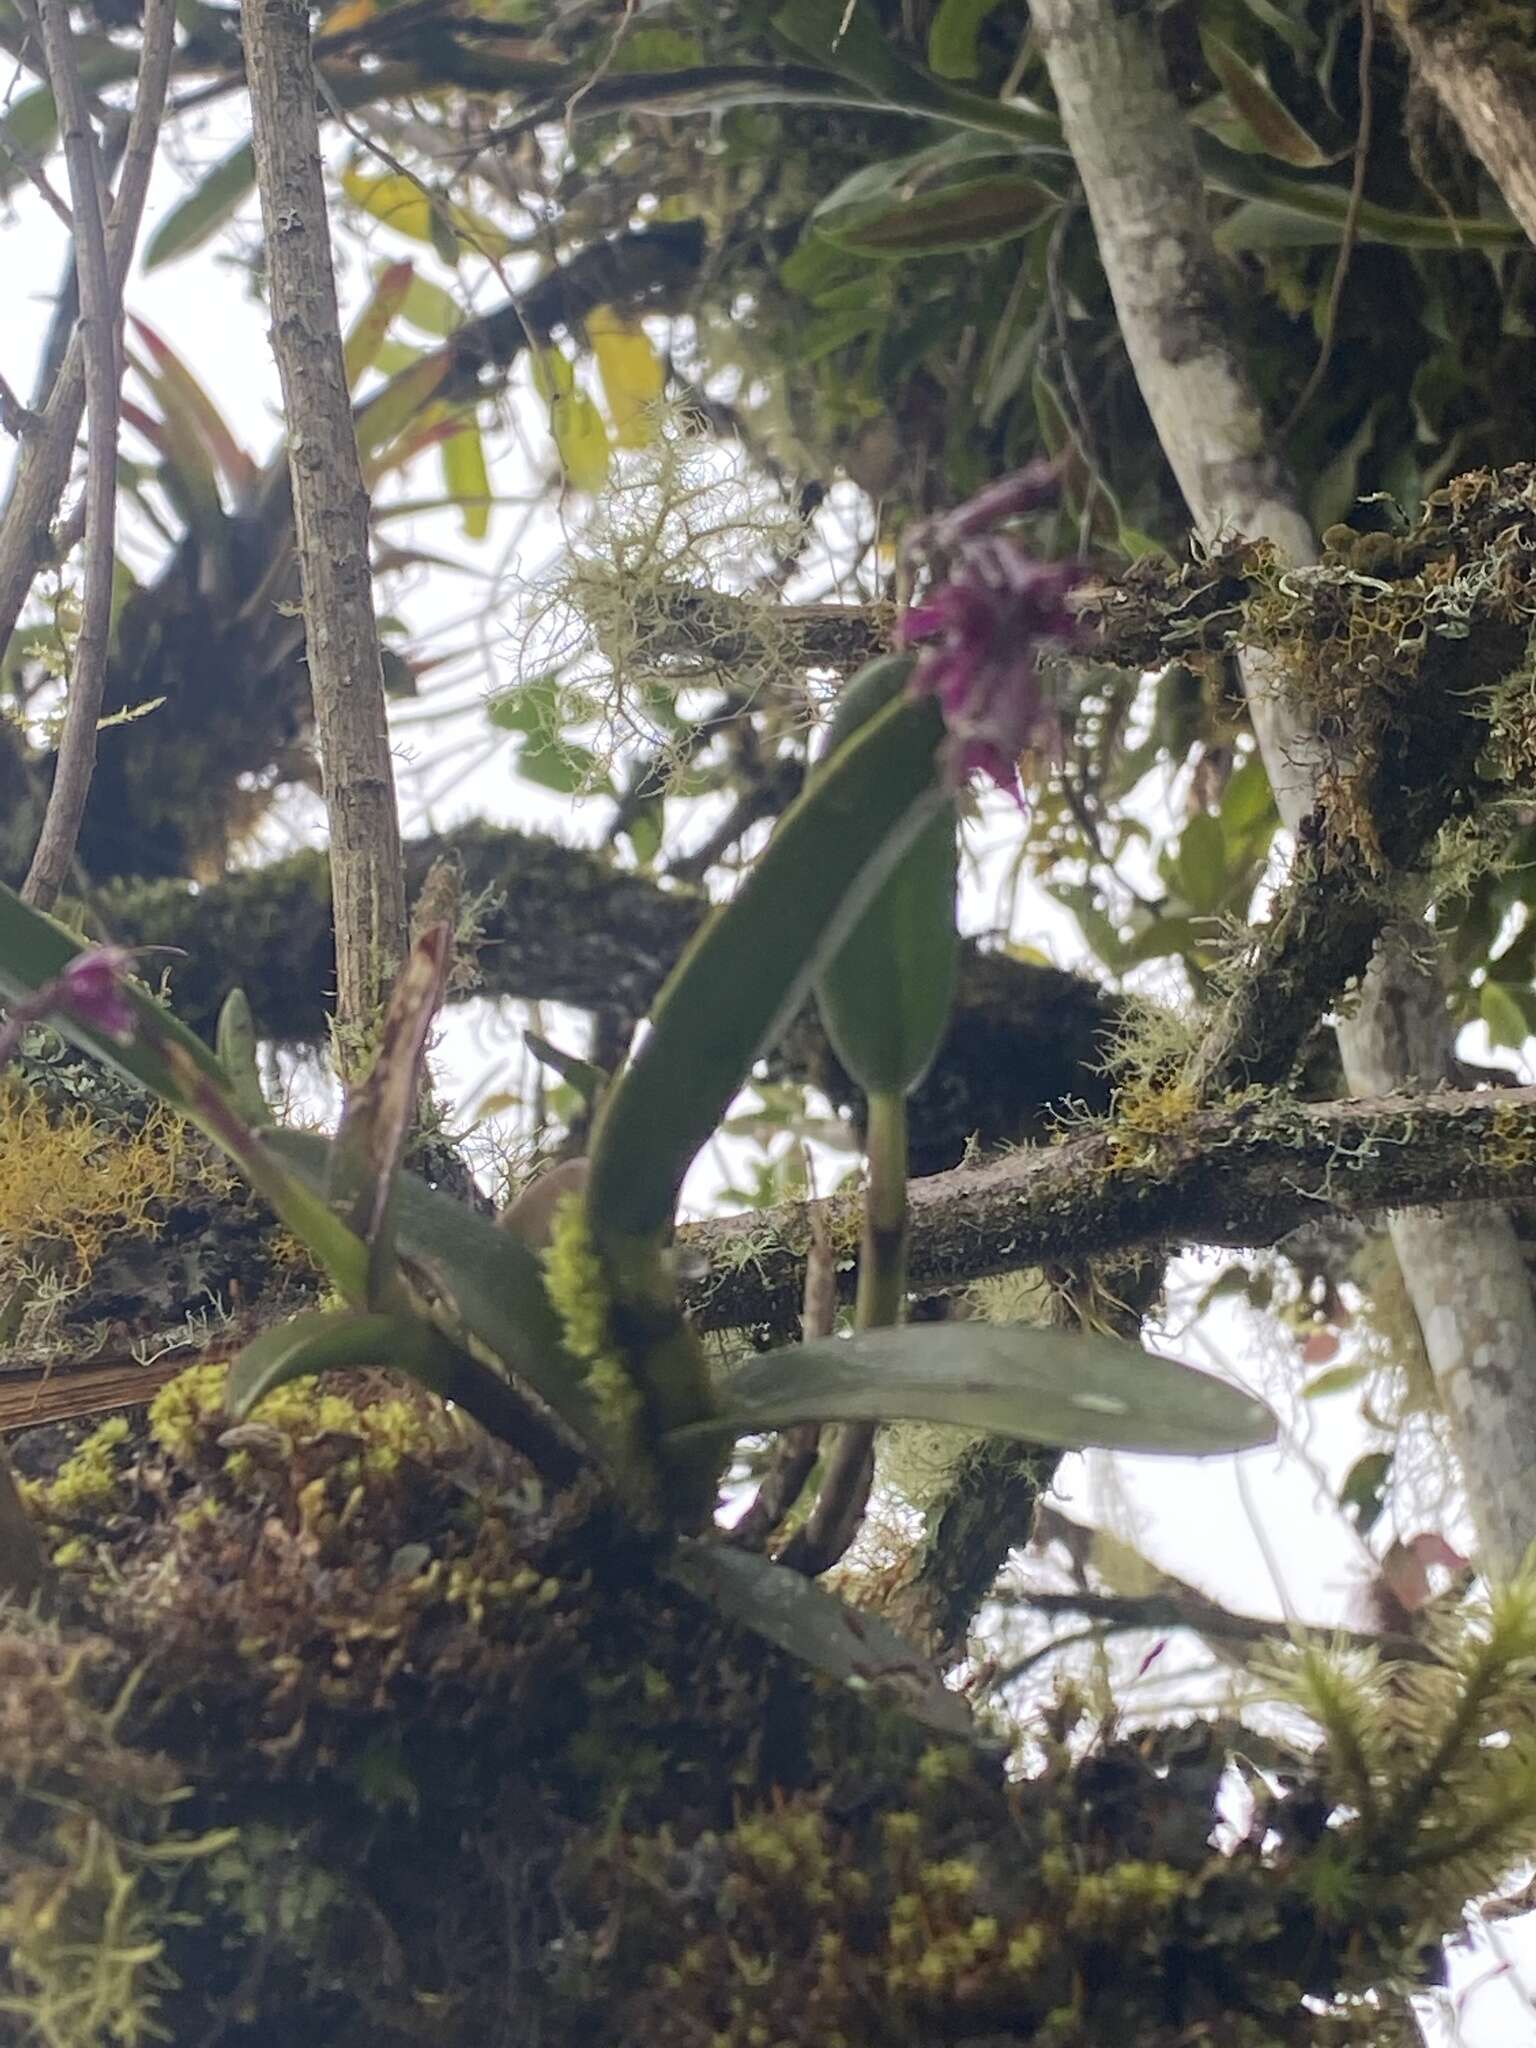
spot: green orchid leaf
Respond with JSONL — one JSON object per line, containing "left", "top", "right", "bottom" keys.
{"left": 814, "top": 655, "right": 958, "bottom": 1100}
{"left": 668, "top": 1538, "right": 973, "bottom": 1738}
{"left": 327, "top": 924, "right": 451, "bottom": 1301}
{"left": 586, "top": 685, "right": 948, "bottom": 1246}
{"left": 225, "top": 1306, "right": 562, "bottom": 1456}
{"left": 215, "top": 988, "right": 271, "bottom": 1128}
{"left": 669, "top": 1323, "right": 1277, "bottom": 1458}
{"left": 144, "top": 140, "right": 258, "bottom": 270}
{"left": 266, "top": 1128, "right": 602, "bottom": 1450}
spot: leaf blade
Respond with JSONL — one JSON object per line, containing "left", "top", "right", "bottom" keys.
{"left": 671, "top": 1323, "right": 1277, "bottom": 1457}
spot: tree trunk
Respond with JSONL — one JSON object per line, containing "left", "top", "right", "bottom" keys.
{"left": 1030, "top": 0, "right": 1536, "bottom": 1574}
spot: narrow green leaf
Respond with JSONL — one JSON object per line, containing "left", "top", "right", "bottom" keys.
{"left": 669, "top": 1323, "right": 1277, "bottom": 1457}
{"left": 815, "top": 656, "right": 958, "bottom": 1099}
{"left": 927, "top": 0, "right": 1004, "bottom": 80}
{"left": 265, "top": 1128, "right": 602, "bottom": 1449}
{"left": 328, "top": 925, "right": 451, "bottom": 1300}
{"left": 525, "top": 1029, "right": 606, "bottom": 1108}
{"left": 144, "top": 141, "right": 258, "bottom": 269}
{"left": 1302, "top": 1362, "right": 1369, "bottom": 1401}
{"left": 129, "top": 318, "right": 257, "bottom": 493}
{"left": 225, "top": 1306, "right": 568, "bottom": 1458}
{"left": 667, "top": 1539, "right": 973, "bottom": 1738}
{"left": 586, "top": 689, "right": 947, "bottom": 1245}
{"left": 815, "top": 166, "right": 1055, "bottom": 255}
{"left": 1201, "top": 31, "right": 1335, "bottom": 168}
{"left": 216, "top": 989, "right": 270, "bottom": 1128}
{"left": 228, "top": 1309, "right": 439, "bottom": 1417}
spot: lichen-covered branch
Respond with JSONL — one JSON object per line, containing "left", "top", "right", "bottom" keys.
{"left": 678, "top": 1085, "right": 1536, "bottom": 1332}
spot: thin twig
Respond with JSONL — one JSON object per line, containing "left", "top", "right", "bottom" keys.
{"left": 0, "top": 0, "right": 176, "bottom": 673}
{"left": 21, "top": 0, "right": 122, "bottom": 911}
{"left": 1281, "top": 0, "right": 1375, "bottom": 440}
{"left": 0, "top": 373, "right": 38, "bottom": 440}
{"left": 729, "top": 1189, "right": 833, "bottom": 1552}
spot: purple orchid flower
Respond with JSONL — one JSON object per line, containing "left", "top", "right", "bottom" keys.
{"left": 899, "top": 466, "right": 1088, "bottom": 802}
{"left": 0, "top": 945, "right": 142, "bottom": 1071}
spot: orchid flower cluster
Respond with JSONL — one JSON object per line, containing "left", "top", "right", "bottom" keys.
{"left": 898, "top": 461, "right": 1088, "bottom": 800}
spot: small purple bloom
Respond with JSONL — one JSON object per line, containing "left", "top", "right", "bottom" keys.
{"left": 57, "top": 947, "right": 139, "bottom": 1043}
{"left": 0, "top": 945, "right": 167, "bottom": 1073}
{"left": 900, "top": 505, "right": 1087, "bottom": 801}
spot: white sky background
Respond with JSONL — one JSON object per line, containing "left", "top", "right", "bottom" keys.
{"left": 3, "top": 82, "right": 1535, "bottom": 2043}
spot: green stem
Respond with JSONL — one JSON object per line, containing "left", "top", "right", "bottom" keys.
{"left": 856, "top": 1090, "right": 909, "bottom": 1332}
{"left": 779, "top": 1091, "right": 909, "bottom": 1576}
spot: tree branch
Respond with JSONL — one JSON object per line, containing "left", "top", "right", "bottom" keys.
{"left": 677, "top": 1086, "right": 1536, "bottom": 1332}
{"left": 21, "top": 0, "right": 121, "bottom": 911}
{"left": 0, "top": 0, "right": 175, "bottom": 666}
{"left": 241, "top": 0, "right": 407, "bottom": 1049}
{"left": 1385, "top": 2, "right": 1536, "bottom": 247}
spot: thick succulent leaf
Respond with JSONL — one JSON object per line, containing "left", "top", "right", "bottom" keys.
{"left": 328, "top": 925, "right": 450, "bottom": 1299}
{"left": 668, "top": 1538, "right": 973, "bottom": 1739}
{"left": 815, "top": 655, "right": 958, "bottom": 1100}
{"left": 267, "top": 1128, "right": 601, "bottom": 1449}
{"left": 671, "top": 1323, "right": 1277, "bottom": 1457}
{"left": 586, "top": 689, "right": 947, "bottom": 1245}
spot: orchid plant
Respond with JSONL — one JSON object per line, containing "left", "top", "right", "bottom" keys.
{"left": 0, "top": 472, "right": 1272, "bottom": 1718}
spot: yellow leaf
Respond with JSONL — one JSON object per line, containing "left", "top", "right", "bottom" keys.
{"left": 342, "top": 167, "right": 434, "bottom": 241}
{"left": 587, "top": 305, "right": 665, "bottom": 450}
{"left": 550, "top": 391, "right": 611, "bottom": 493}
{"left": 339, "top": 167, "right": 512, "bottom": 257}
{"left": 324, "top": 0, "right": 376, "bottom": 31}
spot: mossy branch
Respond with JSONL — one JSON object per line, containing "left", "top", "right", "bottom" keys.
{"left": 678, "top": 1085, "right": 1536, "bottom": 1332}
